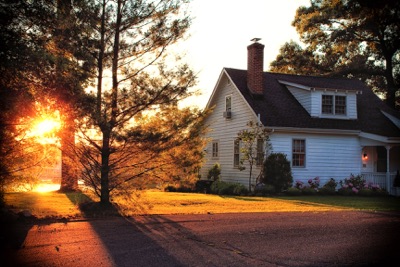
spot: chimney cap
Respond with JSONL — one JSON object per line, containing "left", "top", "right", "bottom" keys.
{"left": 250, "top": 38, "right": 261, "bottom": 43}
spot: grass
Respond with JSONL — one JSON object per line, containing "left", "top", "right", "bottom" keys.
{"left": 4, "top": 190, "right": 400, "bottom": 219}
{"left": 4, "top": 191, "right": 92, "bottom": 219}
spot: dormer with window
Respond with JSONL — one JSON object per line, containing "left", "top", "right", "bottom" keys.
{"left": 278, "top": 80, "right": 360, "bottom": 120}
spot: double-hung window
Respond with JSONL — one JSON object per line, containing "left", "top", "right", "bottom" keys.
{"left": 233, "top": 139, "right": 240, "bottom": 167}
{"left": 292, "top": 139, "right": 305, "bottom": 167}
{"left": 335, "top": 96, "right": 346, "bottom": 115}
{"left": 322, "top": 95, "right": 346, "bottom": 115}
{"left": 212, "top": 141, "right": 219, "bottom": 158}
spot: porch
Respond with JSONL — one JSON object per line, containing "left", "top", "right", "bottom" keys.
{"left": 361, "top": 172, "right": 400, "bottom": 196}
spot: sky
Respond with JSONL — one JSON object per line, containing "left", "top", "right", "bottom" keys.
{"left": 178, "top": 0, "right": 310, "bottom": 109}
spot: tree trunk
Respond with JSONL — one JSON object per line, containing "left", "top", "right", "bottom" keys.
{"left": 57, "top": 0, "right": 78, "bottom": 192}
{"left": 384, "top": 53, "right": 397, "bottom": 109}
{"left": 100, "top": 129, "right": 111, "bottom": 205}
{"left": 249, "top": 164, "right": 253, "bottom": 192}
{"left": 98, "top": 0, "right": 121, "bottom": 204}
{"left": 59, "top": 112, "right": 78, "bottom": 191}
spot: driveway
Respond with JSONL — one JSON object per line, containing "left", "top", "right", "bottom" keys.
{"left": 2, "top": 211, "right": 400, "bottom": 266}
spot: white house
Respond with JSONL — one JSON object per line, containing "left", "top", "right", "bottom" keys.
{"left": 201, "top": 40, "right": 400, "bottom": 195}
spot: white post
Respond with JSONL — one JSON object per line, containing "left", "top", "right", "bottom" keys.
{"left": 386, "top": 146, "right": 391, "bottom": 194}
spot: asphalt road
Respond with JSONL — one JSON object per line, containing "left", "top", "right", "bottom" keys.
{"left": 2, "top": 211, "right": 400, "bottom": 267}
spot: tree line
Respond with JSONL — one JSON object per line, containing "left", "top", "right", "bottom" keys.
{"left": 1, "top": 0, "right": 398, "bottom": 207}
{"left": 0, "top": 0, "right": 207, "bottom": 206}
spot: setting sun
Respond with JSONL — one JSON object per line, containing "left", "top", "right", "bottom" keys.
{"left": 34, "top": 183, "right": 60, "bottom": 193}
{"left": 29, "top": 113, "right": 62, "bottom": 144}
{"left": 33, "top": 118, "right": 61, "bottom": 136}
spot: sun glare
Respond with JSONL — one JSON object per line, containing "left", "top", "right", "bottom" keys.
{"left": 33, "top": 118, "right": 61, "bottom": 136}
{"left": 34, "top": 183, "right": 60, "bottom": 193}
{"left": 29, "top": 115, "right": 62, "bottom": 144}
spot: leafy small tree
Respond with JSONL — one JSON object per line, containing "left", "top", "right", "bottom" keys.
{"left": 207, "top": 163, "right": 221, "bottom": 181}
{"left": 262, "top": 153, "right": 293, "bottom": 193}
{"left": 237, "top": 120, "right": 271, "bottom": 192}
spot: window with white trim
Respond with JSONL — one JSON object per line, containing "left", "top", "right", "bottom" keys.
{"left": 233, "top": 139, "right": 240, "bottom": 167}
{"left": 212, "top": 141, "right": 219, "bottom": 158}
{"left": 322, "top": 95, "right": 346, "bottom": 115}
{"left": 292, "top": 139, "right": 305, "bottom": 167}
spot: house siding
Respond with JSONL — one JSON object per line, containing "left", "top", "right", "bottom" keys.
{"left": 202, "top": 67, "right": 400, "bottom": 194}
{"left": 201, "top": 75, "right": 260, "bottom": 185}
{"left": 287, "top": 86, "right": 311, "bottom": 114}
{"left": 270, "top": 132, "right": 361, "bottom": 186}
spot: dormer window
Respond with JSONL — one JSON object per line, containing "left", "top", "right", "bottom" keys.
{"left": 322, "top": 95, "right": 346, "bottom": 115}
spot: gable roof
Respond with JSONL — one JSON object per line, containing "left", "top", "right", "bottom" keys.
{"left": 224, "top": 68, "right": 400, "bottom": 138}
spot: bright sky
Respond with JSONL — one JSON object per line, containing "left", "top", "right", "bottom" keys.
{"left": 179, "top": 0, "right": 310, "bottom": 109}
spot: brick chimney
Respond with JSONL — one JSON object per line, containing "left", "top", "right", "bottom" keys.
{"left": 247, "top": 39, "right": 264, "bottom": 95}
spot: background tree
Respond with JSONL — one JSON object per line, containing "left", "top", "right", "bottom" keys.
{"left": 270, "top": 0, "right": 400, "bottom": 109}
{"left": 237, "top": 120, "right": 271, "bottom": 192}
{"left": 79, "top": 0, "right": 204, "bottom": 205}
{"left": 0, "top": 0, "right": 97, "bottom": 197}
{"left": 77, "top": 106, "right": 207, "bottom": 198}
{"left": 52, "top": 0, "right": 97, "bottom": 191}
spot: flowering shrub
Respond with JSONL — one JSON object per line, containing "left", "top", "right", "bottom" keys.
{"left": 365, "top": 182, "right": 381, "bottom": 191}
{"left": 289, "top": 175, "right": 386, "bottom": 196}
{"left": 319, "top": 178, "right": 337, "bottom": 195}
{"left": 323, "top": 178, "right": 338, "bottom": 190}
{"left": 339, "top": 174, "right": 365, "bottom": 191}
{"left": 294, "top": 180, "right": 305, "bottom": 189}
{"left": 338, "top": 174, "right": 386, "bottom": 196}
{"left": 308, "top": 177, "right": 320, "bottom": 189}
{"left": 293, "top": 177, "right": 320, "bottom": 194}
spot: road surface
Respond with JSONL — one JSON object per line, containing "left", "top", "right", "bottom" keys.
{"left": 2, "top": 211, "right": 400, "bottom": 266}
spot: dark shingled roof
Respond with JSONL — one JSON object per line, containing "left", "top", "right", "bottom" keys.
{"left": 225, "top": 68, "right": 400, "bottom": 137}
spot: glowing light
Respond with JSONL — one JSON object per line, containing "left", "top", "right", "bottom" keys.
{"left": 33, "top": 118, "right": 61, "bottom": 136}
{"left": 33, "top": 183, "right": 60, "bottom": 193}
{"left": 29, "top": 113, "right": 62, "bottom": 144}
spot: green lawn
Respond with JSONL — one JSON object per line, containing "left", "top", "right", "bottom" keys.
{"left": 4, "top": 190, "right": 400, "bottom": 218}
{"left": 4, "top": 191, "right": 92, "bottom": 219}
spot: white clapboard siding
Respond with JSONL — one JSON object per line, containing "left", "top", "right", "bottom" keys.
{"left": 201, "top": 74, "right": 260, "bottom": 186}
{"left": 269, "top": 132, "right": 361, "bottom": 185}
{"left": 287, "top": 86, "right": 312, "bottom": 114}
{"left": 201, "top": 71, "right": 363, "bottom": 188}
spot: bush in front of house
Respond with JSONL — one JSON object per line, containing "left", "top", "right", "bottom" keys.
{"left": 210, "top": 180, "right": 248, "bottom": 195}
{"left": 358, "top": 182, "right": 388, "bottom": 197}
{"left": 195, "top": 180, "right": 213, "bottom": 193}
{"left": 339, "top": 174, "right": 365, "bottom": 192}
{"left": 164, "top": 184, "right": 193, "bottom": 192}
{"left": 302, "top": 187, "right": 318, "bottom": 195}
{"left": 338, "top": 174, "right": 388, "bottom": 196}
{"left": 293, "top": 178, "right": 319, "bottom": 195}
{"left": 254, "top": 183, "right": 276, "bottom": 196}
{"left": 262, "top": 153, "right": 293, "bottom": 193}
{"left": 207, "top": 163, "right": 221, "bottom": 181}
{"left": 319, "top": 178, "right": 338, "bottom": 195}
{"left": 285, "top": 187, "right": 302, "bottom": 196}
